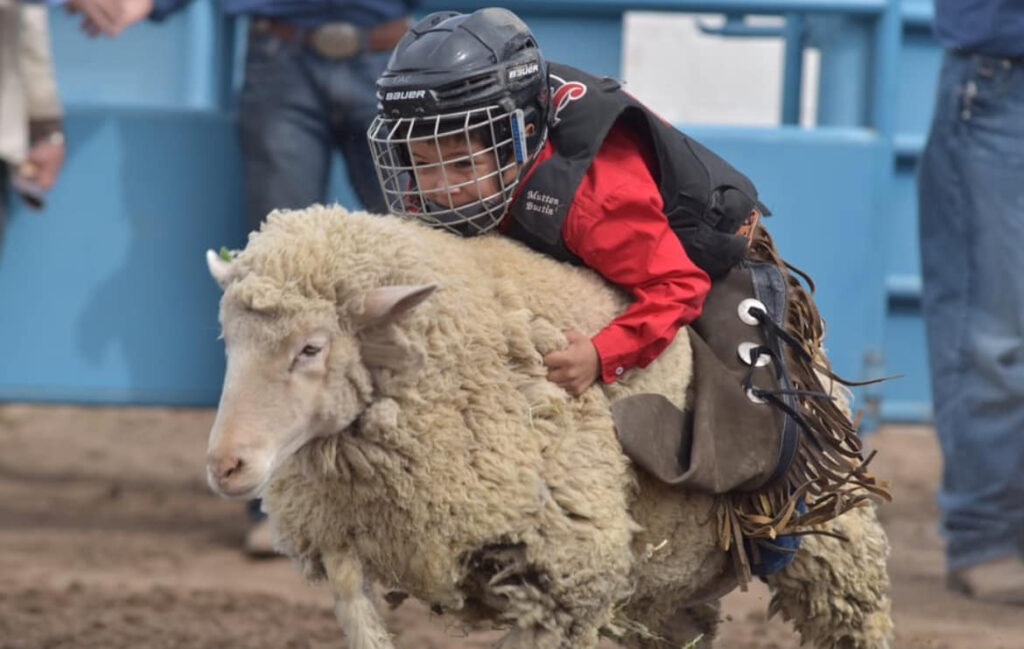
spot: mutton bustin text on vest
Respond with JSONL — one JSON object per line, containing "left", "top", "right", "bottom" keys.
{"left": 525, "top": 190, "right": 559, "bottom": 216}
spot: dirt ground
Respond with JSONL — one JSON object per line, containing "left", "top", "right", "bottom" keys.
{"left": 1, "top": 403, "right": 1022, "bottom": 649}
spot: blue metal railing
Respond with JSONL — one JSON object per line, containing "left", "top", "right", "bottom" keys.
{"left": 1, "top": 1, "right": 916, "bottom": 422}
{"left": 427, "top": 0, "right": 901, "bottom": 136}
{"left": 432, "top": 0, "right": 894, "bottom": 14}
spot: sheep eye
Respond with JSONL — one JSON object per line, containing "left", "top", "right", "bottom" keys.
{"left": 300, "top": 345, "right": 322, "bottom": 358}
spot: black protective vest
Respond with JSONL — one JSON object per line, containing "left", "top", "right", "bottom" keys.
{"left": 507, "top": 63, "right": 768, "bottom": 278}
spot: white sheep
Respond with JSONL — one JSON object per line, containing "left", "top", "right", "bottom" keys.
{"left": 204, "top": 204, "right": 892, "bottom": 649}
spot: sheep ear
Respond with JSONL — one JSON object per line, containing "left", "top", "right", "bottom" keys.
{"left": 206, "top": 249, "right": 237, "bottom": 290}
{"left": 355, "top": 284, "right": 438, "bottom": 328}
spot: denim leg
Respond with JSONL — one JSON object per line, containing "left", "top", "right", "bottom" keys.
{"left": 309, "top": 49, "right": 390, "bottom": 214}
{"left": 239, "top": 31, "right": 333, "bottom": 233}
{"left": 918, "top": 53, "right": 1024, "bottom": 570}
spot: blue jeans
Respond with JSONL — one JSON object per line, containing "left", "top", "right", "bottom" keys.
{"left": 918, "top": 52, "right": 1024, "bottom": 570}
{"left": 239, "top": 28, "right": 389, "bottom": 232}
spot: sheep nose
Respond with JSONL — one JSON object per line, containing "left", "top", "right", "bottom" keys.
{"left": 209, "top": 454, "right": 244, "bottom": 485}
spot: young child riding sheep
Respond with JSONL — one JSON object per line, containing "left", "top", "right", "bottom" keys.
{"left": 367, "top": 7, "right": 889, "bottom": 579}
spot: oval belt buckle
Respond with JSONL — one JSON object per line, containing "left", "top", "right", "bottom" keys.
{"left": 310, "top": 22, "right": 362, "bottom": 59}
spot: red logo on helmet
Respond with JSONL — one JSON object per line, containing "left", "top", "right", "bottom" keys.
{"left": 550, "top": 79, "right": 587, "bottom": 125}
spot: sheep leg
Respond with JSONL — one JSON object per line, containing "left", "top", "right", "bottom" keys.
{"left": 494, "top": 626, "right": 564, "bottom": 649}
{"left": 323, "top": 550, "right": 395, "bottom": 649}
{"left": 763, "top": 504, "right": 893, "bottom": 649}
{"left": 485, "top": 578, "right": 607, "bottom": 649}
{"left": 487, "top": 581, "right": 588, "bottom": 649}
{"left": 618, "top": 600, "right": 719, "bottom": 649}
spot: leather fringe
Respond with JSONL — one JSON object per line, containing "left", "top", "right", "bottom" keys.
{"left": 717, "top": 226, "right": 892, "bottom": 586}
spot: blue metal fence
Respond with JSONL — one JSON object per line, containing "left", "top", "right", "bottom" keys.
{"left": 880, "top": 0, "right": 939, "bottom": 423}
{"left": 0, "top": 0, "right": 937, "bottom": 425}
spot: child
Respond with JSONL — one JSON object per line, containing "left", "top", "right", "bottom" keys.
{"left": 368, "top": 7, "right": 762, "bottom": 396}
{"left": 367, "top": 7, "right": 888, "bottom": 582}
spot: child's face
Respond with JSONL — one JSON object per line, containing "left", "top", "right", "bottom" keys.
{"left": 408, "top": 134, "right": 514, "bottom": 209}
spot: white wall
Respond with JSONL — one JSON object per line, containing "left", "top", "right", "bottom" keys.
{"left": 622, "top": 12, "right": 819, "bottom": 128}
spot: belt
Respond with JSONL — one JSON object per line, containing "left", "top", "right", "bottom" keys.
{"left": 951, "top": 48, "right": 1024, "bottom": 68}
{"left": 251, "top": 16, "right": 410, "bottom": 60}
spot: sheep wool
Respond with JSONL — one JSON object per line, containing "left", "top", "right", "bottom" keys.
{"left": 212, "top": 205, "right": 892, "bottom": 649}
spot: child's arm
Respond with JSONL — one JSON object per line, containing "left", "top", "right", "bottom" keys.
{"left": 564, "top": 185, "right": 710, "bottom": 384}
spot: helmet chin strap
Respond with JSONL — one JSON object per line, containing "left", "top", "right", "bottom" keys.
{"left": 519, "top": 124, "right": 548, "bottom": 176}
{"left": 418, "top": 194, "right": 509, "bottom": 237}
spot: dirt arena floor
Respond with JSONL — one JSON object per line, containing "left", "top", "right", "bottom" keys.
{"left": 1, "top": 403, "right": 1022, "bottom": 649}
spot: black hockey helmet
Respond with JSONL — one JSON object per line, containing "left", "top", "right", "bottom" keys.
{"left": 367, "top": 8, "right": 550, "bottom": 236}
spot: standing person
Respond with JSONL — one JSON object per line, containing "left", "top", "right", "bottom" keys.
{"left": 918, "top": 0, "right": 1024, "bottom": 605}
{"left": 0, "top": 0, "right": 66, "bottom": 245}
{"left": 71, "top": 0, "right": 418, "bottom": 556}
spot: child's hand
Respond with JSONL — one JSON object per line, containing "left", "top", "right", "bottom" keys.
{"left": 543, "top": 330, "right": 600, "bottom": 396}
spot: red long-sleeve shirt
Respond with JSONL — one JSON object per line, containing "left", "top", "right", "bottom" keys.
{"left": 508, "top": 123, "right": 711, "bottom": 383}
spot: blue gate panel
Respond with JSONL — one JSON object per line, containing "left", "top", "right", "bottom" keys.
{"left": 887, "top": 160, "right": 921, "bottom": 279}
{"left": 883, "top": 307, "right": 931, "bottom": 422}
{"left": 895, "top": 30, "right": 942, "bottom": 141}
{"left": 1, "top": 122, "right": 886, "bottom": 407}
{"left": 50, "top": 4, "right": 225, "bottom": 111}
{"left": 0, "top": 111, "right": 246, "bottom": 405}
{"left": 526, "top": 17, "right": 624, "bottom": 80}
{"left": 879, "top": 8, "right": 942, "bottom": 423}
{"left": 0, "top": 0, "right": 912, "bottom": 419}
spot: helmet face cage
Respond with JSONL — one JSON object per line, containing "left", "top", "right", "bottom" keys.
{"left": 367, "top": 106, "right": 530, "bottom": 237}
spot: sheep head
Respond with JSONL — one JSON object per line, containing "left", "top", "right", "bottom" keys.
{"left": 204, "top": 249, "right": 435, "bottom": 499}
